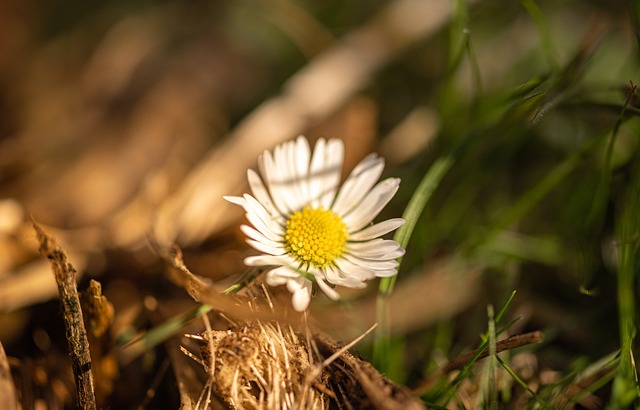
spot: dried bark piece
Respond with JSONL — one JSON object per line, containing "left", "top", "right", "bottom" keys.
{"left": 81, "top": 279, "right": 117, "bottom": 407}
{"left": 81, "top": 279, "right": 114, "bottom": 338}
{"left": 314, "top": 335, "right": 425, "bottom": 410}
{"left": 33, "top": 220, "right": 96, "bottom": 410}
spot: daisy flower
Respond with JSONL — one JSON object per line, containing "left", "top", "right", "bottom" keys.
{"left": 224, "top": 136, "right": 405, "bottom": 311}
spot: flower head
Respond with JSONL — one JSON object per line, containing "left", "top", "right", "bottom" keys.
{"left": 225, "top": 136, "right": 404, "bottom": 311}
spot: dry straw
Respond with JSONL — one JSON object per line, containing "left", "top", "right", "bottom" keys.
{"left": 181, "top": 284, "right": 424, "bottom": 410}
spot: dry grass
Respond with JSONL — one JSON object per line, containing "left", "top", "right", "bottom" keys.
{"left": 176, "top": 283, "right": 424, "bottom": 410}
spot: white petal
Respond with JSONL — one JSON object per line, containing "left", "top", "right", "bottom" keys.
{"left": 323, "top": 264, "right": 341, "bottom": 283}
{"left": 245, "top": 211, "right": 282, "bottom": 242}
{"left": 282, "top": 140, "right": 305, "bottom": 211}
{"left": 260, "top": 138, "right": 314, "bottom": 214}
{"left": 324, "top": 265, "right": 366, "bottom": 288}
{"left": 316, "top": 277, "right": 341, "bottom": 300}
{"left": 265, "top": 268, "right": 313, "bottom": 311}
{"left": 308, "top": 138, "right": 327, "bottom": 206}
{"left": 372, "top": 269, "right": 399, "bottom": 278}
{"left": 240, "top": 225, "right": 281, "bottom": 247}
{"left": 294, "top": 136, "right": 311, "bottom": 207}
{"left": 380, "top": 247, "right": 405, "bottom": 259}
{"left": 223, "top": 195, "right": 246, "bottom": 206}
{"left": 286, "top": 276, "right": 306, "bottom": 293}
{"left": 292, "top": 285, "right": 312, "bottom": 311}
{"left": 272, "top": 143, "right": 296, "bottom": 213}
{"left": 295, "top": 136, "right": 311, "bottom": 177}
{"left": 265, "top": 267, "right": 298, "bottom": 285}
{"left": 246, "top": 239, "right": 286, "bottom": 256}
{"left": 333, "top": 258, "right": 376, "bottom": 281}
{"left": 342, "top": 178, "right": 400, "bottom": 232}
{"left": 309, "top": 138, "right": 343, "bottom": 208}
{"left": 247, "top": 169, "right": 280, "bottom": 217}
{"left": 332, "top": 154, "right": 384, "bottom": 217}
{"left": 341, "top": 253, "right": 399, "bottom": 270}
{"left": 349, "top": 218, "right": 405, "bottom": 241}
{"left": 240, "top": 197, "right": 279, "bottom": 236}
{"left": 243, "top": 194, "right": 284, "bottom": 235}
{"left": 346, "top": 239, "right": 404, "bottom": 258}
{"left": 259, "top": 149, "right": 291, "bottom": 215}
{"left": 284, "top": 276, "right": 313, "bottom": 311}
{"left": 257, "top": 150, "right": 276, "bottom": 196}
{"left": 245, "top": 254, "right": 292, "bottom": 267}
{"left": 305, "top": 266, "right": 324, "bottom": 280}
{"left": 320, "top": 139, "right": 345, "bottom": 208}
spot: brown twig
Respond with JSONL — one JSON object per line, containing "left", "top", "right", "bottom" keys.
{"left": 413, "top": 331, "right": 544, "bottom": 396}
{"left": 33, "top": 220, "right": 96, "bottom": 410}
{"left": 0, "top": 340, "right": 19, "bottom": 410}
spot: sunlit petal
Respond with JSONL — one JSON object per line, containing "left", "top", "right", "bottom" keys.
{"left": 349, "top": 218, "right": 404, "bottom": 240}
{"left": 332, "top": 154, "right": 384, "bottom": 217}
{"left": 342, "top": 178, "right": 400, "bottom": 232}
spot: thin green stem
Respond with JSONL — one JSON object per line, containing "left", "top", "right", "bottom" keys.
{"left": 118, "top": 304, "right": 213, "bottom": 365}
{"left": 520, "top": 0, "right": 558, "bottom": 71}
{"left": 379, "top": 156, "right": 455, "bottom": 295}
{"left": 436, "top": 292, "right": 517, "bottom": 405}
{"left": 497, "top": 356, "right": 555, "bottom": 410}
{"left": 485, "top": 304, "right": 498, "bottom": 410}
{"left": 223, "top": 268, "right": 263, "bottom": 295}
{"left": 611, "top": 146, "right": 640, "bottom": 407}
{"left": 373, "top": 156, "right": 454, "bottom": 372}
{"left": 586, "top": 85, "right": 638, "bottom": 231}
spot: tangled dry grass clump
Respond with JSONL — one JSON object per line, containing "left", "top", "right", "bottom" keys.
{"left": 180, "top": 284, "right": 424, "bottom": 410}
{"left": 192, "top": 318, "right": 328, "bottom": 409}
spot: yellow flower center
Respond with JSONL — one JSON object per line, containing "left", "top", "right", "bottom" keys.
{"left": 284, "top": 206, "right": 348, "bottom": 269}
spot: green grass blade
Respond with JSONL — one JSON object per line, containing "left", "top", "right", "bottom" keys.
{"left": 495, "top": 290, "right": 517, "bottom": 324}
{"left": 568, "top": 365, "right": 616, "bottom": 407}
{"left": 434, "top": 292, "right": 517, "bottom": 405}
{"left": 497, "top": 356, "right": 555, "bottom": 410}
{"left": 520, "top": 0, "right": 558, "bottom": 71}
{"left": 634, "top": 0, "right": 640, "bottom": 51}
{"left": 611, "top": 146, "right": 640, "bottom": 407}
{"left": 483, "top": 304, "right": 498, "bottom": 410}
{"left": 586, "top": 85, "right": 638, "bottom": 233}
{"left": 471, "top": 125, "right": 619, "bottom": 251}
{"left": 372, "top": 156, "right": 454, "bottom": 374}
{"left": 448, "top": 0, "right": 469, "bottom": 71}
{"left": 439, "top": 0, "right": 471, "bottom": 129}
{"left": 223, "top": 267, "right": 263, "bottom": 295}
{"left": 118, "top": 304, "right": 213, "bottom": 365}
{"left": 379, "top": 156, "right": 455, "bottom": 294}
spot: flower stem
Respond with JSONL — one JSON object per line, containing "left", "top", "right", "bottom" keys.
{"left": 374, "top": 156, "right": 454, "bottom": 372}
